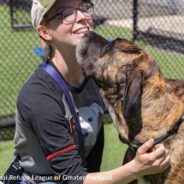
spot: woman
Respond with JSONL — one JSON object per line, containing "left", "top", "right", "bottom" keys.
{"left": 13, "top": 0, "right": 170, "bottom": 183}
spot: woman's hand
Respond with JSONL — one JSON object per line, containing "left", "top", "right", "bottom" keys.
{"left": 131, "top": 139, "right": 170, "bottom": 177}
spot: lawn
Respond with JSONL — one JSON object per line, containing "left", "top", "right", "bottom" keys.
{"left": 0, "top": 140, "right": 14, "bottom": 175}
{"left": 144, "top": 46, "right": 184, "bottom": 79}
{"left": 0, "top": 121, "right": 127, "bottom": 176}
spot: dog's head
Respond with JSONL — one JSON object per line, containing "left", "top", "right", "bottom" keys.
{"left": 76, "top": 31, "right": 161, "bottom": 122}
{"left": 76, "top": 31, "right": 109, "bottom": 75}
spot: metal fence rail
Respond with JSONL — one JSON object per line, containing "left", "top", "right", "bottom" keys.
{"left": 133, "top": 0, "right": 184, "bottom": 54}
{"left": 0, "top": 0, "right": 183, "bottom": 140}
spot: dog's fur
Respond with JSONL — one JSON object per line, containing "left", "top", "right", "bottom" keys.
{"left": 76, "top": 31, "right": 184, "bottom": 184}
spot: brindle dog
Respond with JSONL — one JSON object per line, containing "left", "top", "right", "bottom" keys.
{"left": 76, "top": 31, "right": 184, "bottom": 184}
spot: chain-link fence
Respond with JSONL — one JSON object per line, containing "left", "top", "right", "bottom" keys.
{"left": 134, "top": 0, "right": 184, "bottom": 78}
{"left": 0, "top": 0, "right": 184, "bottom": 140}
{"left": 0, "top": 0, "right": 40, "bottom": 140}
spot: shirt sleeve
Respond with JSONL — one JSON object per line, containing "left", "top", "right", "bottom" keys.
{"left": 17, "top": 75, "right": 88, "bottom": 183}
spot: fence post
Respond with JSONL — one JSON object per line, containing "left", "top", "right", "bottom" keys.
{"left": 132, "top": 0, "right": 139, "bottom": 41}
{"left": 9, "top": 0, "right": 14, "bottom": 29}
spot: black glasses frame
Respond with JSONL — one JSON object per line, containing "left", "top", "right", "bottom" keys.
{"left": 44, "top": 2, "right": 94, "bottom": 24}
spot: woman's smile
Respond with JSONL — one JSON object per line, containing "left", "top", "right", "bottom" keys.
{"left": 73, "top": 26, "right": 89, "bottom": 34}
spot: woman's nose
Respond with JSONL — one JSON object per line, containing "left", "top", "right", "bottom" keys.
{"left": 76, "top": 10, "right": 92, "bottom": 22}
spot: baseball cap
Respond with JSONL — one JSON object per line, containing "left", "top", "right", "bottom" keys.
{"left": 31, "top": 0, "right": 56, "bottom": 28}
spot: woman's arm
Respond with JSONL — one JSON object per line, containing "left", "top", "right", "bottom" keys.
{"left": 84, "top": 139, "right": 170, "bottom": 184}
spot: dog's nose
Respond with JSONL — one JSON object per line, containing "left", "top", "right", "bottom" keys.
{"left": 84, "top": 31, "right": 95, "bottom": 39}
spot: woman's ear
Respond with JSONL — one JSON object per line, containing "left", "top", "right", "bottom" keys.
{"left": 37, "top": 25, "right": 52, "bottom": 42}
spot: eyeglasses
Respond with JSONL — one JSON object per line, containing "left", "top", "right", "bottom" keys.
{"left": 45, "top": 2, "right": 94, "bottom": 24}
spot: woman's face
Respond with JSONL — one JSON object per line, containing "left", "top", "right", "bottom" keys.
{"left": 39, "top": 0, "right": 93, "bottom": 51}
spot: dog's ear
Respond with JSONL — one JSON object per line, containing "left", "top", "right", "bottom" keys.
{"left": 122, "top": 69, "right": 142, "bottom": 121}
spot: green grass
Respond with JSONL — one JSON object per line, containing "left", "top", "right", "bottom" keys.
{"left": 0, "top": 140, "right": 14, "bottom": 175}
{"left": 95, "top": 26, "right": 132, "bottom": 40}
{"left": 0, "top": 121, "right": 127, "bottom": 176}
{"left": 101, "top": 123, "right": 128, "bottom": 171}
{"left": 144, "top": 46, "right": 184, "bottom": 79}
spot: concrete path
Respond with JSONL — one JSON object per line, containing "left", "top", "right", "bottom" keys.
{"left": 104, "top": 15, "right": 184, "bottom": 40}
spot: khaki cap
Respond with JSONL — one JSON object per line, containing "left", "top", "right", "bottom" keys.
{"left": 31, "top": 0, "right": 56, "bottom": 28}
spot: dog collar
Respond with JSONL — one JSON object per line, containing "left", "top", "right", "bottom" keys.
{"left": 130, "top": 115, "right": 184, "bottom": 151}
{"left": 154, "top": 115, "right": 184, "bottom": 145}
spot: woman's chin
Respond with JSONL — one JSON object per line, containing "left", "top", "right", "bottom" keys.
{"left": 72, "top": 36, "right": 85, "bottom": 46}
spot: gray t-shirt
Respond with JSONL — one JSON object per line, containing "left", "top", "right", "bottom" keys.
{"left": 14, "top": 64, "right": 105, "bottom": 183}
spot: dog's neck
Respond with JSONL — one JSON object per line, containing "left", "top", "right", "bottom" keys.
{"left": 134, "top": 75, "right": 184, "bottom": 142}
{"left": 97, "top": 72, "right": 183, "bottom": 144}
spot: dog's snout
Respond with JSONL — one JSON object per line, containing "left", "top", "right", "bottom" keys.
{"left": 83, "top": 31, "right": 95, "bottom": 40}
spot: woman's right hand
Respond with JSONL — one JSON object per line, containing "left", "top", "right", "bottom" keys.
{"left": 84, "top": 139, "right": 170, "bottom": 184}
{"left": 131, "top": 139, "right": 170, "bottom": 178}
